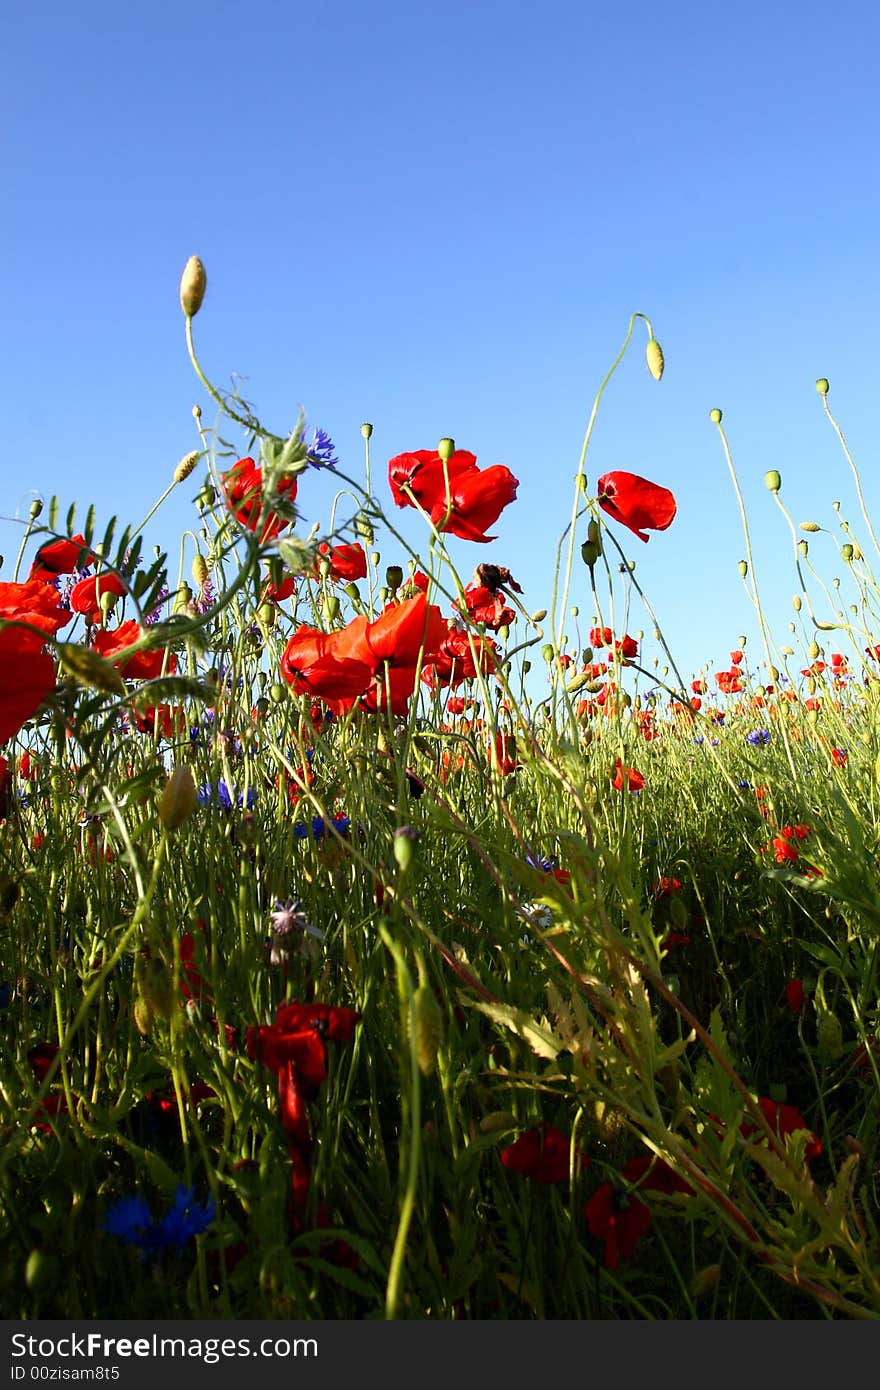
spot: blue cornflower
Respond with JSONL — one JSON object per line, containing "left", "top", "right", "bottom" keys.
{"left": 198, "top": 781, "right": 257, "bottom": 811}
{"left": 693, "top": 736, "right": 704, "bottom": 746}
{"left": 294, "top": 814, "right": 350, "bottom": 840}
{"left": 305, "top": 427, "right": 339, "bottom": 470}
{"left": 102, "top": 1194, "right": 154, "bottom": 1245}
{"left": 746, "top": 728, "right": 770, "bottom": 747}
{"left": 738, "top": 780, "right": 753, "bottom": 790}
{"left": 156, "top": 1186, "right": 216, "bottom": 1249}
{"left": 525, "top": 853, "right": 557, "bottom": 873}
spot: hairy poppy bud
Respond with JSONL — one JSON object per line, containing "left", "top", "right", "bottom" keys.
{"left": 530, "top": 609, "right": 547, "bottom": 624}
{"left": 709, "top": 408, "right": 723, "bottom": 424}
{"left": 191, "top": 552, "right": 209, "bottom": 587}
{"left": 354, "top": 513, "right": 374, "bottom": 544}
{"left": 135, "top": 956, "right": 175, "bottom": 1021}
{"left": 25, "top": 1249, "right": 59, "bottom": 1294}
{"left": 765, "top": 470, "right": 782, "bottom": 492}
{"left": 800, "top": 521, "right": 820, "bottom": 533}
{"left": 174, "top": 450, "right": 200, "bottom": 484}
{"left": 842, "top": 544, "right": 854, "bottom": 562}
{"left": 646, "top": 337, "right": 664, "bottom": 381}
{"left": 412, "top": 984, "right": 444, "bottom": 1077}
{"left": 57, "top": 643, "right": 127, "bottom": 697}
{"left": 816, "top": 1008, "right": 843, "bottom": 1058}
{"left": 133, "top": 995, "right": 154, "bottom": 1036}
{"left": 816, "top": 378, "right": 830, "bottom": 395}
{"left": 158, "top": 765, "right": 197, "bottom": 830}
{"left": 179, "top": 256, "right": 207, "bottom": 317}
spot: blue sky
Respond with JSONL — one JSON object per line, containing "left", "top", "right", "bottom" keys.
{"left": 5, "top": 0, "right": 880, "bottom": 690}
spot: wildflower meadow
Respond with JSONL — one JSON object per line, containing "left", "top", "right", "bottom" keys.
{"left": 4, "top": 258, "right": 880, "bottom": 1321}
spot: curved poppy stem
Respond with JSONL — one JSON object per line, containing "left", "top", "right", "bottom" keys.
{"left": 552, "top": 312, "right": 647, "bottom": 650}
{"left": 821, "top": 392, "right": 880, "bottom": 562}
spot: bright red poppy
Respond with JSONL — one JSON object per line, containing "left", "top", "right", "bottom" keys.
{"left": 596, "top": 471, "right": 677, "bottom": 544}
{"left": 0, "top": 580, "right": 72, "bottom": 745}
{"left": 68, "top": 571, "right": 129, "bottom": 623}
{"left": 500, "top": 1124, "right": 586, "bottom": 1184}
{"left": 388, "top": 448, "right": 519, "bottom": 543}
{"left": 313, "top": 541, "right": 367, "bottom": 583}
{"left": 29, "top": 533, "right": 93, "bottom": 583}
{"left": 91, "top": 621, "right": 177, "bottom": 681}
{"left": 612, "top": 759, "right": 645, "bottom": 792}
{"left": 221, "top": 456, "right": 298, "bottom": 542}
{"left": 422, "top": 626, "right": 499, "bottom": 689}
{"left": 454, "top": 583, "right": 515, "bottom": 631}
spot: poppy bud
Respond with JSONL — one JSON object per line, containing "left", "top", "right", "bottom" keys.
{"left": 258, "top": 602, "right": 275, "bottom": 628}
{"left": 133, "top": 995, "right": 154, "bottom": 1036}
{"left": 646, "top": 337, "right": 665, "bottom": 381}
{"left": 842, "top": 544, "right": 854, "bottom": 562}
{"left": 809, "top": 641, "right": 820, "bottom": 658}
{"left": 800, "top": 522, "right": 820, "bottom": 533}
{"left": 691, "top": 1265, "right": 722, "bottom": 1299}
{"left": 179, "top": 256, "right": 207, "bottom": 317}
{"left": 798, "top": 540, "right": 808, "bottom": 557}
{"left": 355, "top": 513, "right": 374, "bottom": 544}
{"left": 323, "top": 594, "right": 339, "bottom": 622}
{"left": 192, "top": 552, "right": 209, "bottom": 586}
{"left": 269, "top": 682, "right": 285, "bottom": 702}
{"left": 135, "top": 956, "right": 175, "bottom": 1022}
{"left": 412, "top": 984, "right": 444, "bottom": 1077}
{"left": 173, "top": 583, "right": 193, "bottom": 615}
{"left": 531, "top": 609, "right": 547, "bottom": 624}
{"left": 581, "top": 541, "right": 600, "bottom": 567}
{"left": 57, "top": 643, "right": 127, "bottom": 697}
{"left": 174, "top": 450, "right": 200, "bottom": 484}
{"left": 816, "top": 1008, "right": 843, "bottom": 1058}
{"left": 587, "top": 519, "right": 601, "bottom": 546}
{"left": 25, "top": 1249, "right": 59, "bottom": 1294}
{"left": 479, "top": 1110, "right": 517, "bottom": 1134}
{"left": 816, "top": 378, "right": 830, "bottom": 395}
{"left": 792, "top": 596, "right": 802, "bottom": 611}
{"left": 393, "top": 825, "right": 419, "bottom": 873}
{"left": 765, "top": 470, "right": 782, "bottom": 492}
{"left": 386, "top": 565, "right": 403, "bottom": 592}
{"left": 709, "top": 408, "right": 723, "bottom": 424}
{"left": 738, "top": 560, "right": 748, "bottom": 578}
{"left": 438, "top": 438, "right": 455, "bottom": 462}
{"left": 541, "top": 643, "right": 555, "bottom": 664}
{"left": 360, "top": 422, "right": 373, "bottom": 439}
{"left": 522, "top": 660, "right": 531, "bottom": 673}
{"left": 669, "top": 896, "right": 689, "bottom": 932}
{"left": 158, "top": 765, "right": 197, "bottom": 830}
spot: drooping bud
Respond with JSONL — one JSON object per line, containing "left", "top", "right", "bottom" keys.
{"left": 800, "top": 521, "right": 820, "bottom": 533}
{"left": 646, "top": 337, "right": 665, "bottom": 381}
{"left": 816, "top": 1007, "right": 843, "bottom": 1058}
{"left": 174, "top": 450, "right": 200, "bottom": 484}
{"left": 57, "top": 643, "right": 127, "bottom": 697}
{"left": 581, "top": 540, "right": 600, "bottom": 567}
{"left": 412, "top": 984, "right": 444, "bottom": 1077}
{"left": 765, "top": 470, "right": 782, "bottom": 492}
{"left": 158, "top": 765, "right": 198, "bottom": 830}
{"left": 192, "top": 552, "right": 209, "bottom": 587}
{"left": 179, "top": 256, "right": 207, "bottom": 317}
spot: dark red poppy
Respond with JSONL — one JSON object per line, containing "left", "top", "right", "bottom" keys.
{"left": 740, "top": 1097, "right": 822, "bottom": 1161}
{"left": 69, "top": 572, "right": 128, "bottom": 623}
{"left": 388, "top": 448, "right": 519, "bottom": 543}
{"left": 596, "top": 471, "right": 677, "bottom": 544}
{"left": 91, "top": 621, "right": 177, "bottom": 681}
{"left": 622, "top": 1153, "right": 692, "bottom": 1196}
{"left": 29, "top": 533, "right": 93, "bottom": 583}
{"left": 221, "top": 456, "right": 298, "bottom": 542}
{"left": 500, "top": 1124, "right": 585, "bottom": 1184}
{"left": 584, "top": 1182, "right": 653, "bottom": 1270}
{"left": 785, "top": 979, "right": 805, "bottom": 1014}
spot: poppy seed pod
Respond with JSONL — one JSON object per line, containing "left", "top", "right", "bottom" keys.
{"left": 179, "top": 256, "right": 207, "bottom": 316}
{"left": 438, "top": 437, "right": 455, "bottom": 462}
{"left": 816, "top": 378, "right": 830, "bottom": 395}
{"left": 386, "top": 565, "right": 403, "bottom": 592}
{"left": 709, "top": 408, "right": 723, "bottom": 424}
{"left": 360, "top": 422, "right": 373, "bottom": 439}
{"left": 738, "top": 560, "right": 748, "bottom": 578}
{"left": 393, "top": 825, "right": 419, "bottom": 873}
{"left": 645, "top": 337, "right": 664, "bottom": 381}
{"left": 765, "top": 470, "right": 782, "bottom": 493}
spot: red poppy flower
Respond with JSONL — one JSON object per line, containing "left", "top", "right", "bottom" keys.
{"left": 69, "top": 572, "right": 128, "bottom": 623}
{"left": 489, "top": 731, "right": 519, "bottom": 775}
{"left": 831, "top": 748, "right": 847, "bottom": 767}
{"left": 0, "top": 580, "right": 72, "bottom": 745}
{"left": 221, "top": 456, "right": 298, "bottom": 542}
{"left": 454, "top": 583, "right": 515, "bottom": 631}
{"left": 730, "top": 650, "right": 744, "bottom": 666}
{"left": 422, "top": 626, "right": 499, "bottom": 689}
{"left": 313, "top": 541, "right": 367, "bottom": 582}
{"left": 262, "top": 573, "right": 297, "bottom": 603}
{"left": 785, "top": 979, "right": 805, "bottom": 1014}
{"left": 589, "top": 626, "right": 613, "bottom": 648}
{"left": 740, "top": 1097, "right": 822, "bottom": 1161}
{"left": 622, "top": 1153, "right": 693, "bottom": 1196}
{"left": 584, "top": 1183, "right": 653, "bottom": 1270}
{"left": 500, "top": 1123, "right": 585, "bottom": 1184}
{"left": 29, "top": 533, "right": 93, "bottom": 583}
{"left": 596, "top": 471, "right": 677, "bottom": 544}
{"left": 613, "top": 635, "right": 638, "bottom": 660}
{"left": 91, "top": 621, "right": 177, "bottom": 681}
{"left": 612, "top": 759, "right": 645, "bottom": 792}
{"left": 388, "top": 448, "right": 519, "bottom": 543}
{"left": 131, "top": 704, "right": 187, "bottom": 738}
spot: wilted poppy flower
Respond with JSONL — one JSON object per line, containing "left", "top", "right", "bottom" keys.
{"left": 584, "top": 1182, "right": 653, "bottom": 1270}
{"left": 500, "top": 1123, "right": 585, "bottom": 1184}
{"left": 221, "top": 456, "right": 298, "bottom": 542}
{"left": 388, "top": 448, "right": 519, "bottom": 543}
{"left": 596, "top": 471, "right": 677, "bottom": 544}
{"left": 454, "top": 583, "right": 515, "bottom": 631}
{"left": 29, "top": 533, "right": 92, "bottom": 583}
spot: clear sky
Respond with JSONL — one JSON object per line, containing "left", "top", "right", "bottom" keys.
{"left": 4, "top": 0, "right": 880, "bottom": 690}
